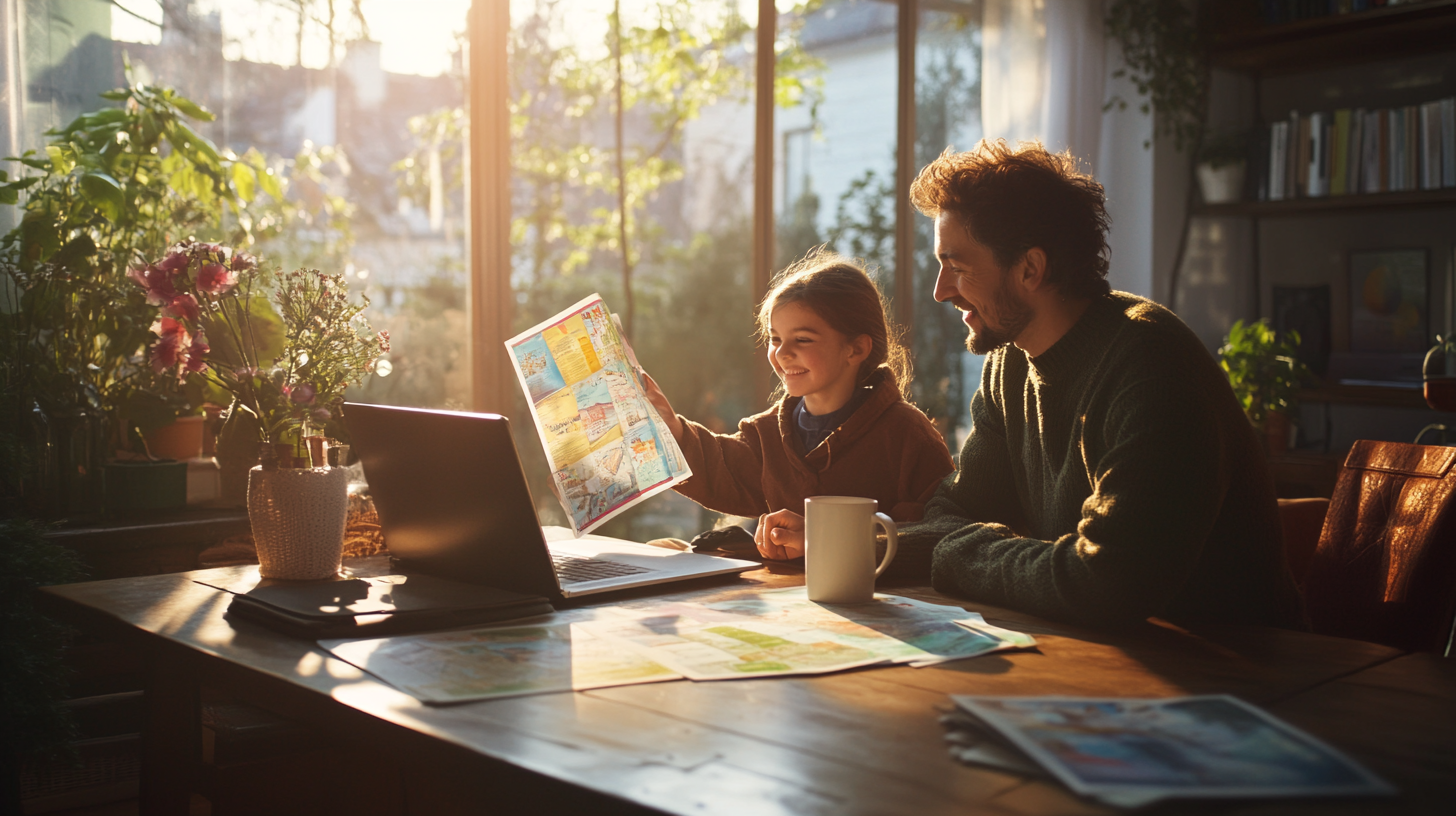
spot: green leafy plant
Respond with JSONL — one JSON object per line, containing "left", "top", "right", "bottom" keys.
{"left": 1218, "top": 319, "right": 1312, "bottom": 426}
{"left": 1198, "top": 129, "right": 1250, "bottom": 169}
{"left": 1104, "top": 0, "right": 1208, "bottom": 152}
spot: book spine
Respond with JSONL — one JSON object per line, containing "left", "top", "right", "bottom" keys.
{"left": 1390, "top": 108, "right": 1402, "bottom": 192}
{"left": 1348, "top": 107, "right": 1364, "bottom": 195}
{"left": 1270, "top": 122, "right": 1286, "bottom": 200}
{"left": 1422, "top": 102, "right": 1440, "bottom": 190}
{"left": 1308, "top": 112, "right": 1325, "bottom": 197}
{"left": 1363, "top": 109, "right": 1381, "bottom": 194}
{"left": 1443, "top": 97, "right": 1456, "bottom": 188}
{"left": 1380, "top": 108, "right": 1390, "bottom": 192}
{"left": 1331, "top": 109, "right": 1348, "bottom": 195}
{"left": 1288, "top": 110, "right": 1301, "bottom": 199}
{"left": 1408, "top": 105, "right": 1419, "bottom": 191}
{"left": 1299, "top": 112, "right": 1313, "bottom": 197}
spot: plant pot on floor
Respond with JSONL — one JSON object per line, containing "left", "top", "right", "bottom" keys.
{"left": 247, "top": 466, "right": 349, "bottom": 580}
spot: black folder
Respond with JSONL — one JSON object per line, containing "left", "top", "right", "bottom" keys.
{"left": 224, "top": 573, "right": 553, "bottom": 639}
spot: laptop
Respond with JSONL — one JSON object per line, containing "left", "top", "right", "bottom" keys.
{"left": 343, "top": 402, "right": 757, "bottom": 603}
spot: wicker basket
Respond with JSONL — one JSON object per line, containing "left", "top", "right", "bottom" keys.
{"left": 247, "top": 466, "right": 349, "bottom": 579}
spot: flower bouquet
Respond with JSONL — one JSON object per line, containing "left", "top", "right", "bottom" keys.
{"left": 132, "top": 241, "right": 387, "bottom": 578}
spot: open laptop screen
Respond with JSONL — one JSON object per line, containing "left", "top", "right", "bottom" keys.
{"left": 343, "top": 402, "right": 563, "bottom": 599}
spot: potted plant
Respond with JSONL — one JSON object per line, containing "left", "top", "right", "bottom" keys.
{"left": 1218, "top": 319, "right": 1313, "bottom": 455}
{"left": 132, "top": 241, "right": 387, "bottom": 578}
{"left": 1196, "top": 130, "right": 1249, "bottom": 204}
{"left": 0, "top": 77, "right": 276, "bottom": 518}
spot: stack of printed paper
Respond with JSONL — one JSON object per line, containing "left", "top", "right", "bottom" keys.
{"left": 946, "top": 695, "right": 1396, "bottom": 807}
{"left": 322, "top": 587, "right": 1035, "bottom": 704}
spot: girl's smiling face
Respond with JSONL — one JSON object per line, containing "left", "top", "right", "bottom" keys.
{"left": 767, "top": 300, "right": 870, "bottom": 415}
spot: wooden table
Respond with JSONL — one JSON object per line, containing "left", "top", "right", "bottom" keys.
{"left": 39, "top": 560, "right": 1456, "bottom": 816}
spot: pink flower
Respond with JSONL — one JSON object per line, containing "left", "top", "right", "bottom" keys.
{"left": 234, "top": 366, "right": 260, "bottom": 379}
{"left": 197, "top": 263, "right": 237, "bottom": 295}
{"left": 149, "top": 317, "right": 191, "bottom": 379}
{"left": 311, "top": 408, "right": 332, "bottom": 423}
{"left": 185, "top": 330, "right": 210, "bottom": 374}
{"left": 378, "top": 330, "right": 391, "bottom": 353}
{"left": 289, "top": 383, "right": 317, "bottom": 405}
{"left": 229, "top": 251, "right": 256, "bottom": 272}
{"left": 128, "top": 263, "right": 178, "bottom": 306}
{"left": 157, "top": 251, "right": 190, "bottom": 274}
{"left": 164, "top": 293, "right": 200, "bottom": 323}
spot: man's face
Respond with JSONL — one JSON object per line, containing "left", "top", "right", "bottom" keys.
{"left": 932, "top": 212, "right": 1033, "bottom": 354}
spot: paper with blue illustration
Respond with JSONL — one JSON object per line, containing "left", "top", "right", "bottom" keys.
{"left": 505, "top": 294, "right": 690, "bottom": 534}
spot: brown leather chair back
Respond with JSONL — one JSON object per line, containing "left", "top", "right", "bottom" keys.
{"left": 1277, "top": 497, "right": 1330, "bottom": 588}
{"left": 1303, "top": 441, "right": 1456, "bottom": 654}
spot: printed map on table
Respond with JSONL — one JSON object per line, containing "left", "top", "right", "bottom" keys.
{"left": 506, "top": 294, "right": 690, "bottom": 534}
{"left": 580, "top": 588, "right": 1037, "bottom": 679}
{"left": 322, "top": 619, "right": 682, "bottom": 704}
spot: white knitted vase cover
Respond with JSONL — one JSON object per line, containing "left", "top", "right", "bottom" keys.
{"left": 247, "top": 466, "right": 349, "bottom": 579}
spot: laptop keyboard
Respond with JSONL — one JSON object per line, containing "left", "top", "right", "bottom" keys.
{"left": 552, "top": 554, "right": 652, "bottom": 584}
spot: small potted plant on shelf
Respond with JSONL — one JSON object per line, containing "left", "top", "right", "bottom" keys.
{"left": 1196, "top": 130, "right": 1249, "bottom": 204}
{"left": 132, "top": 241, "right": 388, "bottom": 579}
{"left": 1219, "top": 319, "right": 1313, "bottom": 455}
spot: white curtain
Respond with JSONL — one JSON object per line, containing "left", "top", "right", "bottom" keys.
{"left": 981, "top": 0, "right": 1106, "bottom": 173}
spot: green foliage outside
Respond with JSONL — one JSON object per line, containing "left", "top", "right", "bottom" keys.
{"left": 791, "top": 38, "right": 981, "bottom": 439}
{"left": 1218, "top": 319, "right": 1312, "bottom": 426}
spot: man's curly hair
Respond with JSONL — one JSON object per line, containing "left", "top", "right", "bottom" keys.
{"left": 910, "top": 140, "right": 1112, "bottom": 301}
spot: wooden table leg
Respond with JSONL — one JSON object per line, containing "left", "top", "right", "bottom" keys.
{"left": 139, "top": 646, "right": 199, "bottom": 815}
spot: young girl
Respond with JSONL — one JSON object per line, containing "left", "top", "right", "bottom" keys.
{"left": 643, "top": 248, "right": 955, "bottom": 560}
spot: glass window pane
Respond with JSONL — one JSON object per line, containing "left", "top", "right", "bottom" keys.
{"left": 508, "top": 0, "right": 766, "bottom": 539}
{"left": 915, "top": 0, "right": 981, "bottom": 450}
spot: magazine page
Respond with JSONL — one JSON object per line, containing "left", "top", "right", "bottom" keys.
{"left": 505, "top": 294, "right": 691, "bottom": 535}
{"left": 951, "top": 695, "right": 1396, "bottom": 807}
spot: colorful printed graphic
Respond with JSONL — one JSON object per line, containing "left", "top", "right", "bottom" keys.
{"left": 506, "top": 295, "right": 691, "bottom": 534}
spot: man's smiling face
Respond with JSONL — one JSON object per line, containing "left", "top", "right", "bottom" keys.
{"left": 932, "top": 212, "right": 1033, "bottom": 354}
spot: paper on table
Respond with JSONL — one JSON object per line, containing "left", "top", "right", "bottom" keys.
{"left": 321, "top": 618, "right": 681, "bottom": 704}
{"left": 580, "top": 587, "right": 1035, "bottom": 679}
{"left": 504, "top": 294, "right": 690, "bottom": 535}
{"left": 949, "top": 695, "right": 1397, "bottom": 807}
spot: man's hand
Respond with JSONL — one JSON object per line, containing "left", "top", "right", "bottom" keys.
{"left": 755, "top": 509, "right": 805, "bottom": 560}
{"left": 640, "top": 370, "right": 684, "bottom": 440}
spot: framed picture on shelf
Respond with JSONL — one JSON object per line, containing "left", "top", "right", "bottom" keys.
{"left": 1272, "top": 284, "right": 1331, "bottom": 376}
{"left": 1348, "top": 248, "right": 1428, "bottom": 354}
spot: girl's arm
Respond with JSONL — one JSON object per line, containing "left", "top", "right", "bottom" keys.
{"left": 641, "top": 369, "right": 769, "bottom": 518}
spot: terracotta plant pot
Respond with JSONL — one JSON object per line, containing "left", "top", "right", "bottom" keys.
{"left": 143, "top": 415, "right": 205, "bottom": 460}
{"left": 247, "top": 466, "right": 349, "bottom": 580}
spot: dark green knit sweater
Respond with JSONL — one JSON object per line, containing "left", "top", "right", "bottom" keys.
{"left": 896, "top": 293, "right": 1304, "bottom": 628}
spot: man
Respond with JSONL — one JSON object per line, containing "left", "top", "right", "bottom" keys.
{"left": 903, "top": 139, "right": 1302, "bottom": 627}
{"left": 761, "top": 139, "right": 1302, "bottom": 628}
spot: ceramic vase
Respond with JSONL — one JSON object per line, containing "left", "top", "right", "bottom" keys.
{"left": 1197, "top": 161, "right": 1246, "bottom": 204}
{"left": 247, "top": 465, "right": 349, "bottom": 579}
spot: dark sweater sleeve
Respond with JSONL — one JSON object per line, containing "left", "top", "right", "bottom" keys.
{"left": 887, "top": 367, "right": 1022, "bottom": 581}
{"left": 884, "top": 407, "right": 957, "bottom": 524}
{"left": 672, "top": 414, "right": 770, "bottom": 518}
{"left": 924, "top": 370, "right": 1229, "bottom": 626}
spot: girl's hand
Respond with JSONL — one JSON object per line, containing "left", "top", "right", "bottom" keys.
{"left": 755, "top": 510, "right": 805, "bottom": 560}
{"left": 640, "top": 370, "right": 684, "bottom": 440}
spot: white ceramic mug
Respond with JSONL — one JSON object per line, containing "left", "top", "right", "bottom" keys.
{"left": 804, "top": 496, "right": 898, "bottom": 603}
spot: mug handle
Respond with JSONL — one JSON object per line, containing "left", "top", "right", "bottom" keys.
{"left": 873, "top": 512, "right": 898, "bottom": 577}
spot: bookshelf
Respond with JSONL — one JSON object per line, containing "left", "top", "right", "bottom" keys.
{"left": 1193, "top": 1, "right": 1456, "bottom": 483}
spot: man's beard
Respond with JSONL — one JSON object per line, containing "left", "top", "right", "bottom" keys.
{"left": 966, "top": 278, "right": 1033, "bottom": 354}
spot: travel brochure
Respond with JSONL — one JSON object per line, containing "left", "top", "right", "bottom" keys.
{"left": 321, "top": 587, "right": 1035, "bottom": 704}
{"left": 948, "top": 695, "right": 1396, "bottom": 808}
{"left": 505, "top": 294, "right": 690, "bottom": 535}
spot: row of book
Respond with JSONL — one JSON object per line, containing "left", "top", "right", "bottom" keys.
{"left": 1260, "top": 98, "right": 1456, "bottom": 201}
